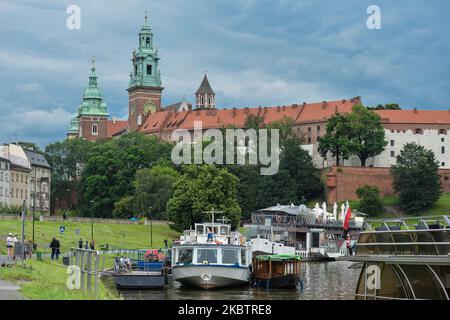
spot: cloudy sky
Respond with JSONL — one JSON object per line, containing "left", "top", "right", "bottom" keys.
{"left": 0, "top": 0, "right": 449, "bottom": 147}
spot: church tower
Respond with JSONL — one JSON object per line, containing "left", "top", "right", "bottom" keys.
{"left": 195, "top": 73, "right": 215, "bottom": 109}
{"left": 77, "top": 58, "right": 109, "bottom": 141}
{"left": 127, "top": 12, "right": 164, "bottom": 132}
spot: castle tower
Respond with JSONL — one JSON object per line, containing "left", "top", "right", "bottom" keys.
{"left": 77, "top": 58, "right": 109, "bottom": 141}
{"left": 127, "top": 12, "right": 164, "bottom": 132}
{"left": 195, "top": 73, "right": 215, "bottom": 109}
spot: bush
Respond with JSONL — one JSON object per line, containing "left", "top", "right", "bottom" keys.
{"left": 356, "top": 185, "right": 383, "bottom": 217}
{"left": 0, "top": 203, "right": 22, "bottom": 215}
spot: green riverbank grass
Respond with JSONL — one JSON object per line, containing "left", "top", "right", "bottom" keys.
{"left": 0, "top": 220, "right": 180, "bottom": 255}
{"left": 0, "top": 259, "right": 117, "bottom": 300}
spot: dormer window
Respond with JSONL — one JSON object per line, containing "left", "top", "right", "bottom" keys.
{"left": 92, "top": 124, "right": 98, "bottom": 135}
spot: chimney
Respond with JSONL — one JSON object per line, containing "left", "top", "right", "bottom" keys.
{"left": 277, "top": 106, "right": 280, "bottom": 112}
{"left": 414, "top": 108, "right": 418, "bottom": 114}
{"left": 342, "top": 99, "right": 346, "bottom": 104}
{"left": 292, "top": 104, "right": 298, "bottom": 108}
{"left": 282, "top": 105, "right": 286, "bottom": 111}
{"left": 113, "top": 116, "right": 116, "bottom": 124}
{"left": 244, "top": 107, "right": 249, "bottom": 114}
{"left": 322, "top": 101, "right": 327, "bottom": 109}
{"left": 232, "top": 107, "right": 236, "bottom": 118}
{"left": 302, "top": 102, "right": 306, "bottom": 107}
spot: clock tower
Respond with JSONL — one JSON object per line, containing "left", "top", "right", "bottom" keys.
{"left": 127, "top": 12, "right": 163, "bottom": 132}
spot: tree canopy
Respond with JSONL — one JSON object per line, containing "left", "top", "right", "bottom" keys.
{"left": 166, "top": 165, "right": 241, "bottom": 232}
{"left": 391, "top": 143, "right": 442, "bottom": 214}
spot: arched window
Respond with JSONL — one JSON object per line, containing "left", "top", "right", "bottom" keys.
{"left": 415, "top": 128, "right": 423, "bottom": 134}
{"left": 137, "top": 115, "right": 142, "bottom": 126}
{"left": 92, "top": 123, "right": 98, "bottom": 135}
{"left": 201, "top": 97, "right": 205, "bottom": 105}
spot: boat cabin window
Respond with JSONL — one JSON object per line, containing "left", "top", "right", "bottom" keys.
{"left": 197, "top": 248, "right": 218, "bottom": 264}
{"left": 221, "top": 249, "right": 239, "bottom": 264}
{"left": 220, "top": 226, "right": 229, "bottom": 235}
{"left": 241, "top": 249, "right": 247, "bottom": 265}
{"left": 178, "top": 248, "right": 193, "bottom": 263}
{"left": 196, "top": 225, "right": 204, "bottom": 235}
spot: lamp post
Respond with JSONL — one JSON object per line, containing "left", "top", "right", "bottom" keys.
{"left": 148, "top": 207, "right": 153, "bottom": 247}
{"left": 90, "top": 200, "right": 94, "bottom": 240}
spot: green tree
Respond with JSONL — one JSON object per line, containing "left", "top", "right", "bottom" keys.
{"left": 356, "top": 185, "right": 383, "bottom": 216}
{"left": 134, "top": 165, "right": 180, "bottom": 220}
{"left": 318, "top": 113, "right": 351, "bottom": 166}
{"left": 368, "top": 103, "right": 401, "bottom": 110}
{"left": 346, "top": 104, "right": 388, "bottom": 167}
{"left": 112, "top": 196, "right": 136, "bottom": 219}
{"left": 80, "top": 132, "right": 174, "bottom": 217}
{"left": 391, "top": 143, "right": 442, "bottom": 214}
{"left": 166, "top": 165, "right": 241, "bottom": 232}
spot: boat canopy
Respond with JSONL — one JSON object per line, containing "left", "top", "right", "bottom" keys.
{"left": 256, "top": 254, "right": 302, "bottom": 261}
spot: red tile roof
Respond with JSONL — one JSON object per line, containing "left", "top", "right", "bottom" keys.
{"left": 376, "top": 109, "right": 450, "bottom": 124}
{"left": 136, "top": 97, "right": 361, "bottom": 135}
{"left": 107, "top": 120, "right": 128, "bottom": 137}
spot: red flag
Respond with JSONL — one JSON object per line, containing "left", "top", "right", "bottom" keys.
{"left": 343, "top": 207, "right": 352, "bottom": 231}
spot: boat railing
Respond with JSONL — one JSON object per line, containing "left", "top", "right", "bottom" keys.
{"left": 355, "top": 215, "right": 450, "bottom": 257}
{"left": 364, "top": 215, "right": 450, "bottom": 231}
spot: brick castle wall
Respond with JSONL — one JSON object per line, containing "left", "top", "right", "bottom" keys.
{"left": 326, "top": 166, "right": 450, "bottom": 203}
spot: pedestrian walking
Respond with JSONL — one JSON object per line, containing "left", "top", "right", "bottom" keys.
{"left": 78, "top": 238, "right": 83, "bottom": 249}
{"left": 6, "top": 233, "right": 14, "bottom": 258}
{"left": 84, "top": 241, "right": 89, "bottom": 250}
{"left": 346, "top": 235, "right": 353, "bottom": 256}
{"left": 50, "top": 237, "right": 61, "bottom": 260}
{"left": 89, "top": 239, "right": 95, "bottom": 250}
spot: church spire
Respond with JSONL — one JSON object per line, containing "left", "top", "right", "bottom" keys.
{"left": 89, "top": 56, "right": 97, "bottom": 88}
{"left": 195, "top": 73, "right": 215, "bottom": 109}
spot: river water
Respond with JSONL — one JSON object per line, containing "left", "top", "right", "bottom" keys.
{"left": 103, "top": 261, "right": 361, "bottom": 300}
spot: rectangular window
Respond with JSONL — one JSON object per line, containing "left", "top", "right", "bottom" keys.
{"left": 0, "top": 172, "right": 3, "bottom": 181}
{"left": 0, "top": 187, "right": 3, "bottom": 196}
{"left": 308, "top": 127, "right": 311, "bottom": 132}
{"left": 391, "top": 151, "right": 395, "bottom": 157}
{"left": 307, "top": 137, "right": 312, "bottom": 144}
{"left": 390, "top": 140, "right": 394, "bottom": 147}
{"left": 177, "top": 249, "right": 193, "bottom": 264}
{"left": 442, "top": 146, "right": 445, "bottom": 154}
{"left": 92, "top": 124, "right": 98, "bottom": 135}
{"left": 317, "top": 126, "right": 320, "bottom": 131}
{"left": 134, "top": 65, "right": 137, "bottom": 75}
{"left": 442, "top": 162, "right": 445, "bottom": 167}
{"left": 441, "top": 138, "right": 445, "bottom": 143}
{"left": 196, "top": 249, "right": 218, "bottom": 264}
{"left": 147, "top": 64, "right": 152, "bottom": 75}
{"left": 221, "top": 249, "right": 239, "bottom": 265}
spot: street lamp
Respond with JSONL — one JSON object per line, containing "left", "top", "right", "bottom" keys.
{"left": 90, "top": 200, "right": 95, "bottom": 240}
{"left": 148, "top": 207, "right": 153, "bottom": 247}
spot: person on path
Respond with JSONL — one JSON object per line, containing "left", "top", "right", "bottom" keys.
{"left": 78, "top": 238, "right": 83, "bottom": 249}
{"left": 84, "top": 241, "right": 89, "bottom": 250}
{"left": 89, "top": 239, "right": 95, "bottom": 251}
{"left": 50, "top": 237, "right": 61, "bottom": 260}
{"left": 6, "top": 233, "right": 14, "bottom": 258}
{"left": 346, "top": 235, "right": 353, "bottom": 256}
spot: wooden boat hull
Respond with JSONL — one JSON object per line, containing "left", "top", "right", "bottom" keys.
{"left": 254, "top": 274, "right": 301, "bottom": 289}
{"left": 172, "top": 265, "right": 251, "bottom": 289}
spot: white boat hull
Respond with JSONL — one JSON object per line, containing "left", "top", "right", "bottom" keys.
{"left": 172, "top": 265, "right": 251, "bottom": 289}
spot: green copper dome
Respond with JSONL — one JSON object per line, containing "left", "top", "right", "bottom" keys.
{"left": 68, "top": 115, "right": 79, "bottom": 134}
{"left": 78, "top": 59, "right": 109, "bottom": 117}
{"left": 128, "top": 13, "right": 162, "bottom": 89}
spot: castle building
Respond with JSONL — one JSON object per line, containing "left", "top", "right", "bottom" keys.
{"left": 67, "top": 14, "right": 450, "bottom": 171}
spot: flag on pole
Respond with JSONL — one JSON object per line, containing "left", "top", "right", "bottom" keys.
{"left": 343, "top": 201, "right": 352, "bottom": 231}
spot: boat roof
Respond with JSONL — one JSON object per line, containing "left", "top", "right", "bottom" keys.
{"left": 173, "top": 243, "right": 247, "bottom": 249}
{"left": 257, "top": 204, "right": 311, "bottom": 215}
{"left": 256, "top": 254, "right": 302, "bottom": 261}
